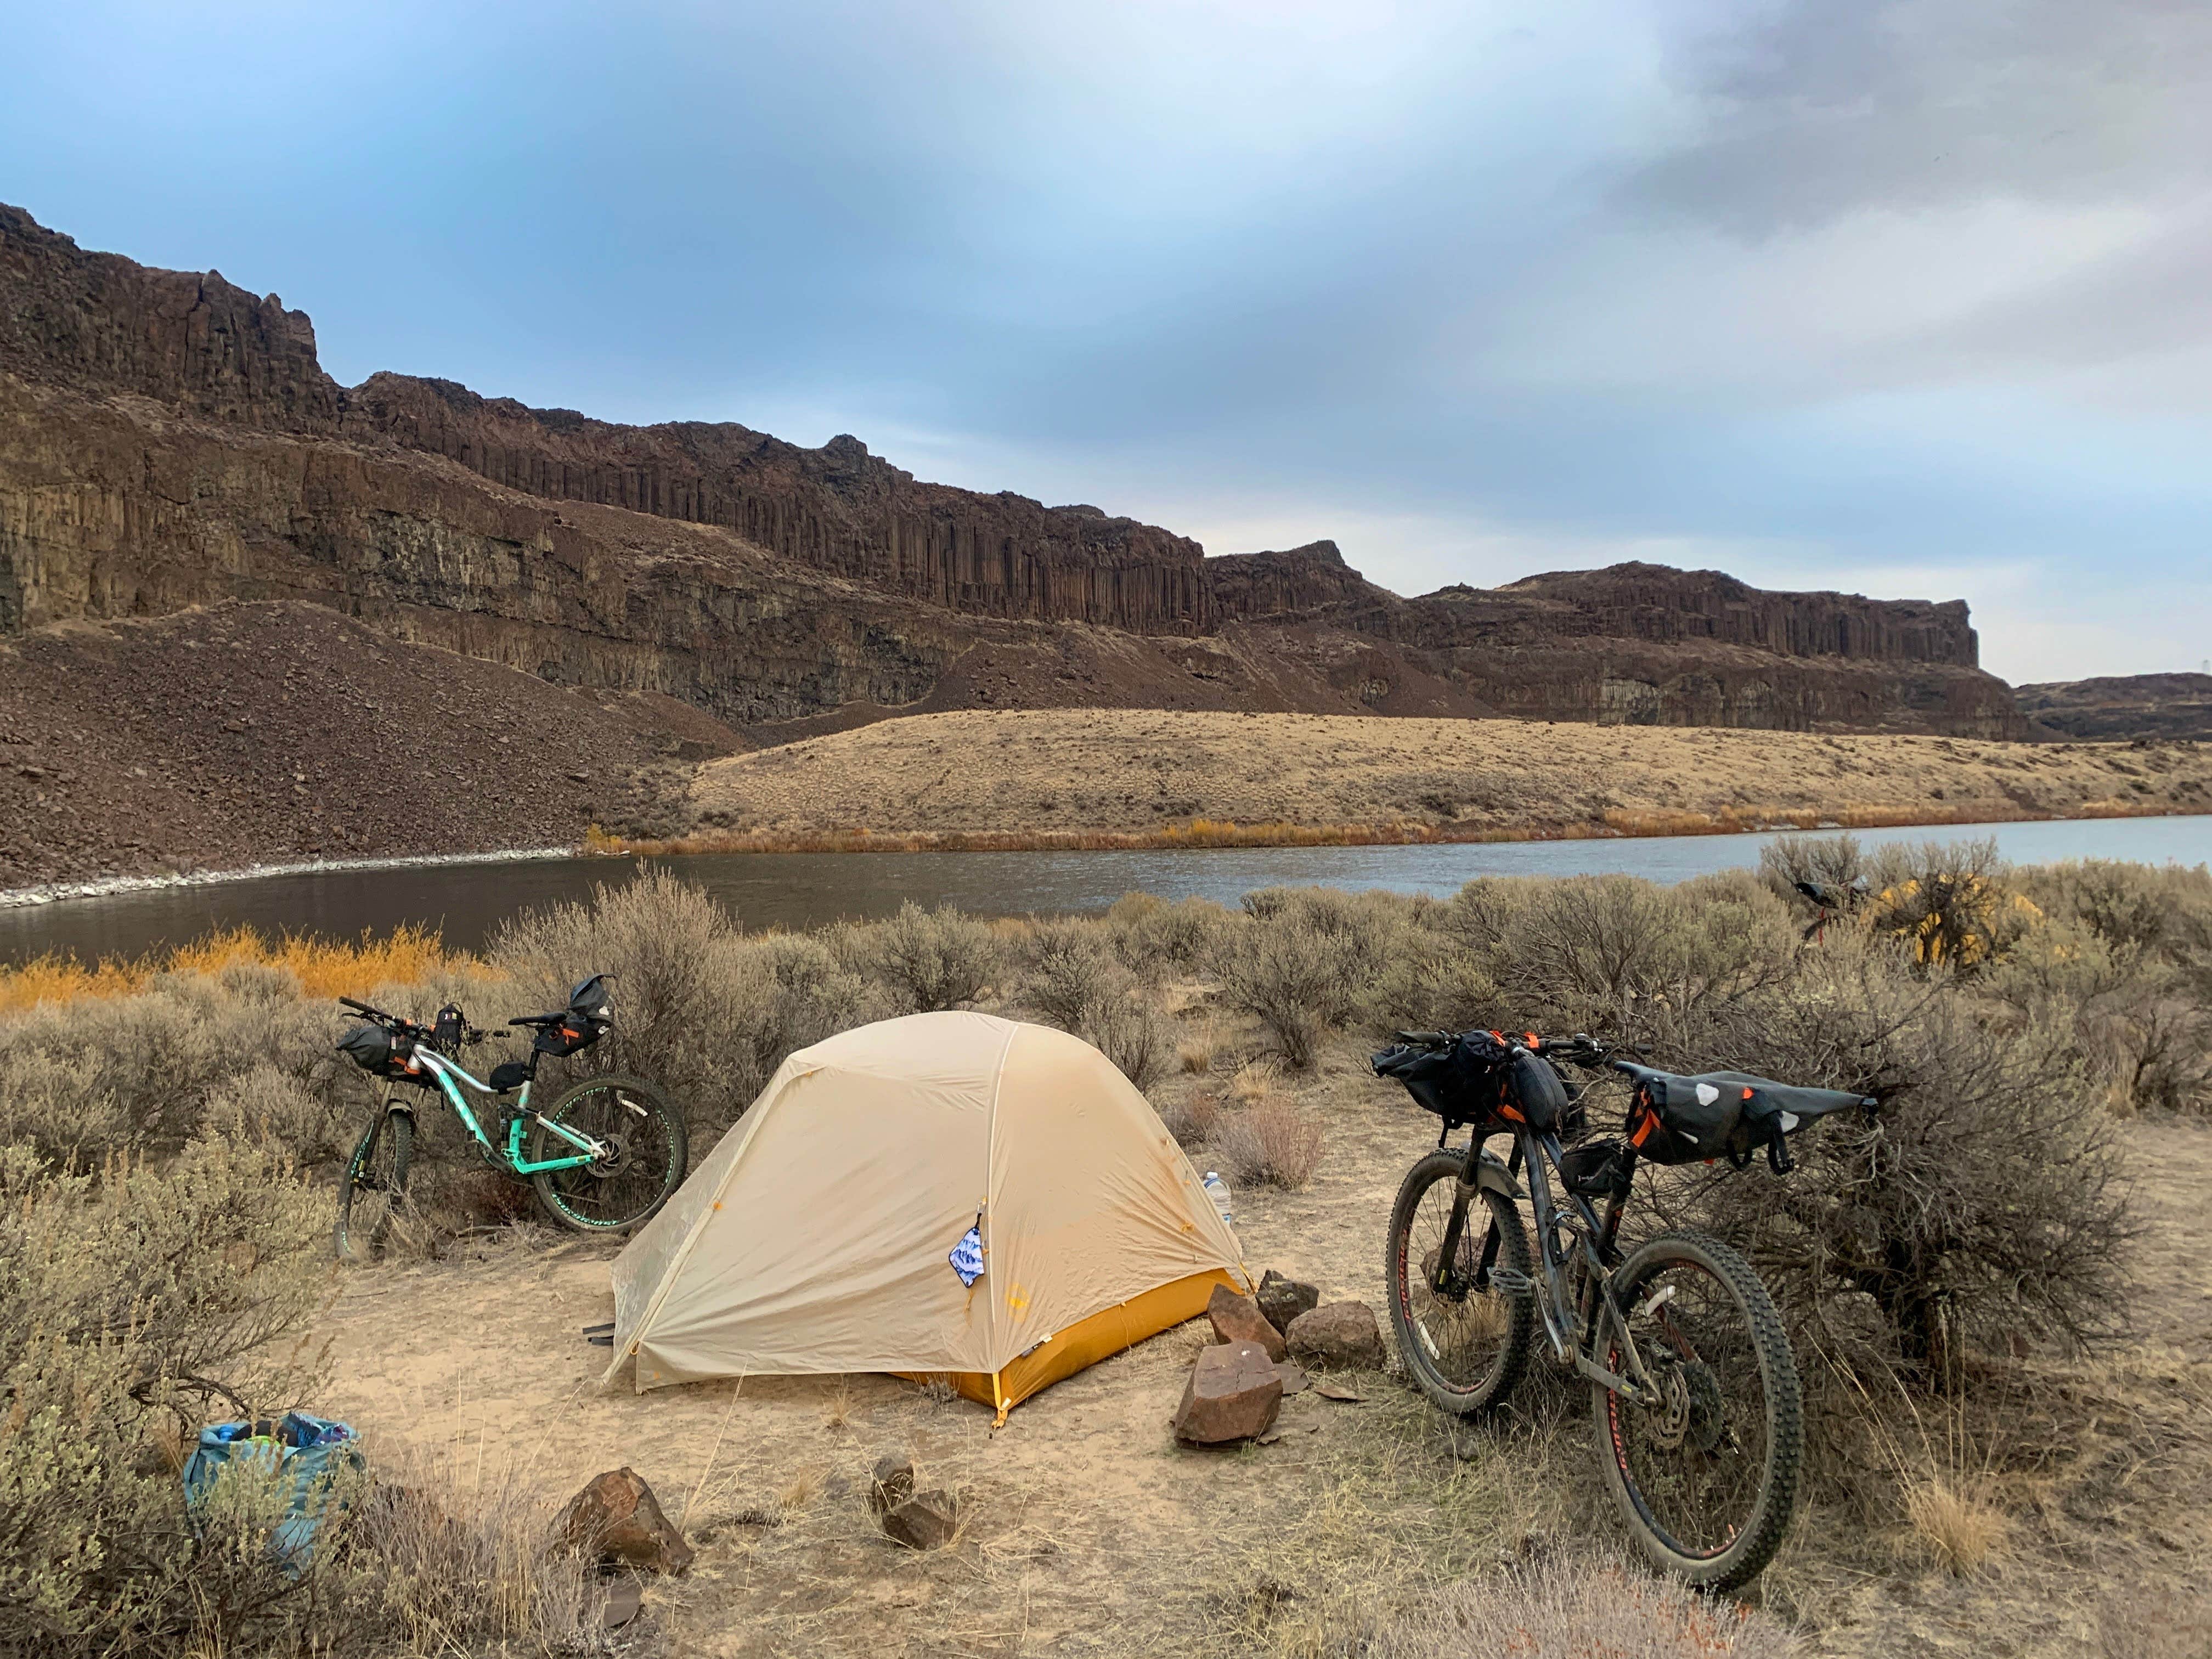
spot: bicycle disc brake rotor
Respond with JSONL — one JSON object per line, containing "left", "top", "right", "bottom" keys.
{"left": 587, "top": 1131, "right": 633, "bottom": 1179}
{"left": 1647, "top": 1358, "right": 1726, "bottom": 1454}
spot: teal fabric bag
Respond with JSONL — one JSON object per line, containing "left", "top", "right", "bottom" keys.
{"left": 182, "top": 1411, "right": 360, "bottom": 1572}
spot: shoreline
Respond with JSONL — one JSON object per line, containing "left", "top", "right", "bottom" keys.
{"left": 9, "top": 800, "right": 2204, "bottom": 912}
{"left": 586, "top": 798, "right": 2207, "bottom": 859}
{"left": 0, "top": 845, "right": 574, "bottom": 911}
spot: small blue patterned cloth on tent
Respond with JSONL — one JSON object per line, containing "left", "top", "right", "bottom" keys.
{"left": 949, "top": 1223, "right": 985, "bottom": 1288}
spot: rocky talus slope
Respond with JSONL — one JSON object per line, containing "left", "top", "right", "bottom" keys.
{"left": 0, "top": 601, "right": 740, "bottom": 890}
{"left": 1, "top": 202, "right": 2027, "bottom": 748}
{"left": 2018, "top": 673, "right": 2212, "bottom": 743}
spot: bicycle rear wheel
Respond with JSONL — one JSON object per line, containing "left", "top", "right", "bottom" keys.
{"left": 1593, "top": 1229, "right": 1802, "bottom": 1591}
{"left": 1387, "top": 1149, "right": 1534, "bottom": 1417}
{"left": 527, "top": 1074, "right": 688, "bottom": 1234}
{"left": 335, "top": 1107, "right": 413, "bottom": 1262}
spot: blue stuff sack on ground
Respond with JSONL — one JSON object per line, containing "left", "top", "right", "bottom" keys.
{"left": 182, "top": 1411, "right": 362, "bottom": 1572}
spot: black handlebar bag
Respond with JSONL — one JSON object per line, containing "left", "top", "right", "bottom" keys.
{"left": 337, "top": 1022, "right": 415, "bottom": 1079}
{"left": 1372, "top": 1032, "right": 1585, "bottom": 1136}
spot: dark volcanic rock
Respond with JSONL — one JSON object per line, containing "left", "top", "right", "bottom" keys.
{"left": 1285, "top": 1302, "right": 1386, "bottom": 1370}
{"left": 0, "top": 201, "right": 2028, "bottom": 750}
{"left": 1172, "top": 1341, "right": 1284, "bottom": 1445}
{"left": 1256, "top": 1271, "right": 1321, "bottom": 1331}
{"left": 557, "top": 1467, "right": 694, "bottom": 1576}
{"left": 2017, "top": 673, "right": 2212, "bottom": 743}
{"left": 1206, "top": 1283, "right": 1286, "bottom": 1362}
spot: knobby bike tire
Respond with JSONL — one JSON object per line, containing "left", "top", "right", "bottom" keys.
{"left": 1592, "top": 1229, "right": 1803, "bottom": 1592}
{"left": 1387, "top": 1149, "right": 1535, "bottom": 1417}
{"left": 527, "top": 1074, "right": 689, "bottom": 1234}
{"left": 335, "top": 1107, "right": 414, "bottom": 1262}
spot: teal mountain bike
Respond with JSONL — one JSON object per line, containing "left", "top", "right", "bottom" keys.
{"left": 334, "top": 974, "right": 689, "bottom": 1257}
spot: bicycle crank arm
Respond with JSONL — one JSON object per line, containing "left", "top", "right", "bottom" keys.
{"left": 1573, "top": 1350, "right": 1655, "bottom": 1405}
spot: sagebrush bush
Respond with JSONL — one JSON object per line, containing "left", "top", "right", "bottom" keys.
{"left": 1088, "top": 989, "right": 1172, "bottom": 1090}
{"left": 1019, "top": 916, "right": 1129, "bottom": 1032}
{"left": 1101, "top": 891, "right": 1234, "bottom": 983}
{"left": 492, "top": 865, "right": 766, "bottom": 1129}
{"left": 1214, "top": 888, "right": 1410, "bottom": 1066}
{"left": 1211, "top": 1092, "right": 1325, "bottom": 1190}
{"left": 1663, "top": 932, "right": 2132, "bottom": 1383}
{"left": 854, "top": 901, "right": 1002, "bottom": 1013}
{"left": 0, "top": 1138, "right": 329, "bottom": 1655}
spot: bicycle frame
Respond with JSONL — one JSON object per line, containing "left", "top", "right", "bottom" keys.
{"left": 1437, "top": 1117, "right": 1662, "bottom": 1408}
{"left": 388, "top": 1048, "right": 607, "bottom": 1176}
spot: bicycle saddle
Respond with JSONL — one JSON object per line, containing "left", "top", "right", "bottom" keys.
{"left": 1613, "top": 1061, "right": 1871, "bottom": 1119}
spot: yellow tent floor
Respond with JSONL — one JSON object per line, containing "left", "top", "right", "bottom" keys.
{"left": 895, "top": 1266, "right": 1246, "bottom": 1423}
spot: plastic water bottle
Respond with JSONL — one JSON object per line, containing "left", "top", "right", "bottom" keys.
{"left": 1202, "top": 1171, "right": 1234, "bottom": 1228}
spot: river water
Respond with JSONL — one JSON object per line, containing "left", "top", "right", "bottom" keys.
{"left": 4, "top": 815, "right": 2208, "bottom": 966}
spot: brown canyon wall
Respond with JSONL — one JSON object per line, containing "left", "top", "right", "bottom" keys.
{"left": 2, "top": 202, "right": 2027, "bottom": 737}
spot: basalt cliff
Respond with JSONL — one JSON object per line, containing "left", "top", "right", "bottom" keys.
{"left": 1, "top": 203, "right": 2026, "bottom": 741}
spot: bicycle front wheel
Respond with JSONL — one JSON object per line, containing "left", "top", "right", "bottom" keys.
{"left": 1593, "top": 1229, "right": 1802, "bottom": 1592}
{"left": 1387, "top": 1149, "right": 1534, "bottom": 1417}
{"left": 527, "top": 1074, "right": 689, "bottom": 1234}
{"left": 335, "top": 1107, "right": 413, "bottom": 1262}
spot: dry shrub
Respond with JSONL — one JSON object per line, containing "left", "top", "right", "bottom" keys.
{"left": 0, "top": 970, "right": 345, "bottom": 1159}
{"left": 1212, "top": 1092, "right": 1325, "bottom": 1190}
{"left": 1681, "top": 932, "right": 2132, "bottom": 1384}
{"left": 1489, "top": 871, "right": 1793, "bottom": 1043}
{"left": 1214, "top": 888, "right": 1417, "bottom": 1066}
{"left": 851, "top": 900, "right": 1002, "bottom": 1013}
{"left": 0, "top": 1138, "right": 329, "bottom": 1656}
{"left": 492, "top": 865, "right": 831, "bottom": 1132}
{"left": 1102, "top": 891, "right": 1235, "bottom": 984}
{"left": 1090, "top": 989, "right": 1172, "bottom": 1091}
{"left": 1157, "top": 1088, "right": 1221, "bottom": 1149}
{"left": 1364, "top": 1550, "right": 1798, "bottom": 1658}
{"left": 1859, "top": 837, "right": 2042, "bottom": 971}
{"left": 346, "top": 1442, "right": 596, "bottom": 1656}
{"left": 1019, "top": 916, "right": 1127, "bottom": 1032}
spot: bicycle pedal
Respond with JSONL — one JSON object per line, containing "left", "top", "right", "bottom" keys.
{"left": 1488, "top": 1266, "right": 1536, "bottom": 1295}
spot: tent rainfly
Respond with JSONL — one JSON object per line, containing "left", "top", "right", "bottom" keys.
{"left": 603, "top": 1011, "right": 1252, "bottom": 1420}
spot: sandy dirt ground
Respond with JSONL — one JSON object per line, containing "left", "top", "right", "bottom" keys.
{"left": 313, "top": 1036, "right": 2212, "bottom": 1658}
{"left": 687, "top": 709, "right": 2212, "bottom": 842}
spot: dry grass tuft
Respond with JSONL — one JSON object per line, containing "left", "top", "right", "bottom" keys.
{"left": 820, "top": 1382, "right": 855, "bottom": 1432}
{"left": 1228, "top": 1058, "right": 1279, "bottom": 1104}
{"left": 1365, "top": 1549, "right": 1801, "bottom": 1657}
{"left": 777, "top": 1468, "right": 823, "bottom": 1514}
{"left": 1177, "top": 1024, "right": 1219, "bottom": 1074}
{"left": 1213, "top": 1092, "right": 1327, "bottom": 1190}
{"left": 351, "top": 1438, "right": 598, "bottom": 1657}
{"left": 1903, "top": 1473, "right": 2011, "bottom": 1576}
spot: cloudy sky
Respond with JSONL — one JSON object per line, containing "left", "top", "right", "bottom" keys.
{"left": 7, "top": 0, "right": 2208, "bottom": 682}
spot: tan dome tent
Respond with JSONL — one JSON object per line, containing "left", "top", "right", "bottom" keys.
{"left": 603, "top": 1012, "right": 1251, "bottom": 1420}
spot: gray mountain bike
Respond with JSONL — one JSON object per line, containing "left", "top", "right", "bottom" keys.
{"left": 1374, "top": 1028, "right": 1871, "bottom": 1591}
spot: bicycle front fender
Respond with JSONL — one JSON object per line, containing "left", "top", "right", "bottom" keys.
{"left": 1459, "top": 1149, "right": 1521, "bottom": 1202}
